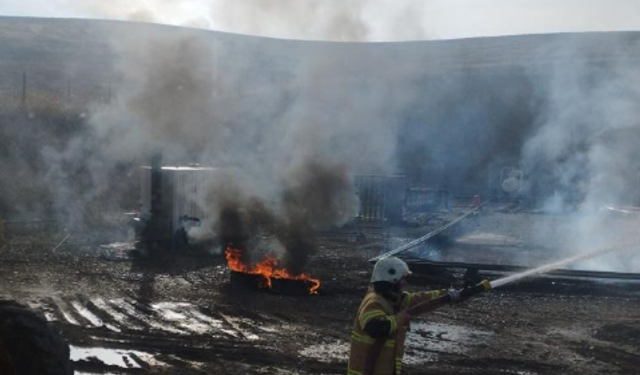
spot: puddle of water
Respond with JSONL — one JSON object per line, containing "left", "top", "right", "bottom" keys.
{"left": 71, "top": 345, "right": 168, "bottom": 368}
{"left": 152, "top": 302, "right": 213, "bottom": 334}
{"left": 152, "top": 302, "right": 190, "bottom": 320}
{"left": 299, "top": 341, "right": 349, "bottom": 362}
{"left": 70, "top": 346, "right": 142, "bottom": 368}
{"left": 300, "top": 323, "right": 493, "bottom": 365}
{"left": 405, "top": 322, "right": 493, "bottom": 364}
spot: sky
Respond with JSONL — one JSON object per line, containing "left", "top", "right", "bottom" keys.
{"left": 0, "top": 0, "right": 638, "bottom": 41}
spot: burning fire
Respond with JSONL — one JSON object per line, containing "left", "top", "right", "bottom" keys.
{"left": 225, "top": 247, "right": 321, "bottom": 295}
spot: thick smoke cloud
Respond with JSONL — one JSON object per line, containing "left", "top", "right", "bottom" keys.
{"left": 4, "top": 6, "right": 640, "bottom": 275}
{"left": 214, "top": 160, "right": 356, "bottom": 273}
{"left": 77, "top": 23, "right": 423, "bottom": 272}
{"left": 521, "top": 37, "right": 640, "bottom": 271}
{"left": 91, "top": 27, "right": 224, "bottom": 163}
{"left": 54, "top": 0, "right": 435, "bottom": 41}
{"left": 211, "top": 0, "right": 369, "bottom": 42}
{"left": 523, "top": 38, "right": 640, "bottom": 208}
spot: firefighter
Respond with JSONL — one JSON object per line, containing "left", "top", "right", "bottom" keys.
{"left": 347, "top": 256, "right": 461, "bottom": 375}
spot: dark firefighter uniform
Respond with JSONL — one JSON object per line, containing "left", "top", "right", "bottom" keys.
{"left": 347, "top": 287, "right": 446, "bottom": 375}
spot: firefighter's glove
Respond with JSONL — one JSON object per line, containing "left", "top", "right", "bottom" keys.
{"left": 448, "top": 289, "right": 462, "bottom": 303}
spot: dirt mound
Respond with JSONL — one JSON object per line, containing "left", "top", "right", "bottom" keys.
{"left": 0, "top": 298, "right": 72, "bottom": 375}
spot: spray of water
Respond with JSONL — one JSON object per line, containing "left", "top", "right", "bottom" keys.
{"left": 490, "top": 241, "right": 636, "bottom": 288}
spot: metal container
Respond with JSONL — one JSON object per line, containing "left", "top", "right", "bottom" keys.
{"left": 139, "top": 165, "right": 218, "bottom": 246}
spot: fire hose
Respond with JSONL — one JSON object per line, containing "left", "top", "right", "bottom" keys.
{"left": 407, "top": 279, "right": 492, "bottom": 316}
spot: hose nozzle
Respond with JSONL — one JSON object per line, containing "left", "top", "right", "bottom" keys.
{"left": 479, "top": 279, "right": 492, "bottom": 291}
{"left": 460, "top": 279, "right": 492, "bottom": 300}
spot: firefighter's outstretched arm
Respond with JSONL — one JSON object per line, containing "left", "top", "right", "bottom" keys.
{"left": 407, "top": 280, "right": 491, "bottom": 316}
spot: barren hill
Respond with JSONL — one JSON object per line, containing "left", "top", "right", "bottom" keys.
{"left": 1, "top": 15, "right": 639, "bottom": 91}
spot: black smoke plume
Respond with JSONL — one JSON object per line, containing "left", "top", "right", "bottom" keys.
{"left": 215, "top": 160, "right": 356, "bottom": 274}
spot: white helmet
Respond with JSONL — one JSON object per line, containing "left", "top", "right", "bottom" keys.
{"left": 371, "top": 257, "right": 411, "bottom": 283}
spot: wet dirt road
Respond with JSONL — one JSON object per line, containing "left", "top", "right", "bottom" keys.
{"left": 1, "top": 225, "right": 640, "bottom": 375}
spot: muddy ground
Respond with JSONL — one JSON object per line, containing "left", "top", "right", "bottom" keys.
{"left": 1, "top": 210, "right": 640, "bottom": 375}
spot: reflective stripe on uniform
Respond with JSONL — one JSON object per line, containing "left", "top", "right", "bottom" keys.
{"left": 388, "top": 315, "right": 397, "bottom": 334}
{"left": 405, "top": 293, "right": 413, "bottom": 308}
{"left": 426, "top": 290, "right": 442, "bottom": 298}
{"left": 395, "top": 357, "right": 403, "bottom": 374}
{"left": 347, "top": 368, "right": 363, "bottom": 375}
{"left": 352, "top": 331, "right": 375, "bottom": 345}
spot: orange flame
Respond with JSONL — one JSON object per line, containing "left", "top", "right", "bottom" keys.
{"left": 225, "top": 247, "right": 321, "bottom": 295}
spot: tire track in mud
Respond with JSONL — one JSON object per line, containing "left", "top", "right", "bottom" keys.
{"left": 109, "top": 298, "right": 188, "bottom": 335}
{"left": 40, "top": 296, "right": 265, "bottom": 339}
{"left": 89, "top": 297, "right": 142, "bottom": 331}
{"left": 49, "top": 296, "right": 82, "bottom": 326}
{"left": 29, "top": 295, "right": 326, "bottom": 373}
{"left": 69, "top": 298, "right": 124, "bottom": 333}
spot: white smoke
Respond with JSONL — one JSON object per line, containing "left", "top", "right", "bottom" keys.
{"left": 4, "top": 1, "right": 640, "bottom": 274}
{"left": 522, "top": 36, "right": 640, "bottom": 271}
{"left": 66, "top": 16, "right": 422, "bottom": 270}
